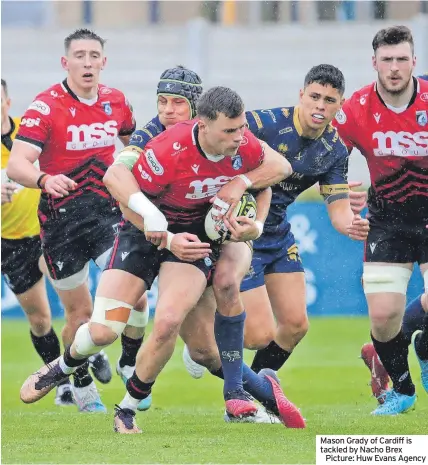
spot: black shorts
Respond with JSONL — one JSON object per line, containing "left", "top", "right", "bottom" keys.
{"left": 1, "top": 235, "right": 43, "bottom": 294}
{"left": 364, "top": 215, "right": 428, "bottom": 264}
{"left": 39, "top": 197, "right": 122, "bottom": 280}
{"left": 106, "top": 221, "right": 219, "bottom": 290}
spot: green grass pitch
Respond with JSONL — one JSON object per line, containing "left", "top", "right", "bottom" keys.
{"left": 2, "top": 317, "right": 427, "bottom": 464}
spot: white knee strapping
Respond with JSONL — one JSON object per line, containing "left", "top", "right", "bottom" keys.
{"left": 424, "top": 269, "right": 428, "bottom": 293}
{"left": 74, "top": 323, "right": 109, "bottom": 356}
{"left": 128, "top": 302, "right": 150, "bottom": 328}
{"left": 95, "top": 247, "right": 113, "bottom": 271}
{"left": 363, "top": 265, "right": 412, "bottom": 295}
{"left": 51, "top": 262, "right": 89, "bottom": 291}
{"left": 91, "top": 296, "right": 133, "bottom": 336}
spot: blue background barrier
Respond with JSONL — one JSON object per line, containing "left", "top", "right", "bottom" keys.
{"left": 1, "top": 204, "right": 423, "bottom": 319}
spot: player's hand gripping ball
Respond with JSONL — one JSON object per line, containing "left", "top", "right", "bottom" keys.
{"left": 205, "top": 192, "right": 257, "bottom": 244}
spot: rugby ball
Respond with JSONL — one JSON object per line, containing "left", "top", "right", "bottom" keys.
{"left": 205, "top": 192, "right": 257, "bottom": 244}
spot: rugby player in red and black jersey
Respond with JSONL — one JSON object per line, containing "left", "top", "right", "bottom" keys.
{"left": 334, "top": 26, "right": 428, "bottom": 415}
{"left": 20, "top": 86, "right": 307, "bottom": 432}
{"left": 7, "top": 29, "right": 136, "bottom": 412}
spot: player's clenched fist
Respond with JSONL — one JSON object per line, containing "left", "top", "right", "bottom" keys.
{"left": 42, "top": 174, "right": 77, "bottom": 198}
{"left": 346, "top": 214, "right": 370, "bottom": 241}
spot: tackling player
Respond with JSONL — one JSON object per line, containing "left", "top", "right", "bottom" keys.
{"left": 184, "top": 65, "right": 369, "bottom": 392}
{"left": 114, "top": 65, "right": 203, "bottom": 411}
{"left": 334, "top": 26, "right": 428, "bottom": 415}
{"left": 1, "top": 78, "right": 74, "bottom": 406}
{"left": 7, "top": 29, "right": 137, "bottom": 412}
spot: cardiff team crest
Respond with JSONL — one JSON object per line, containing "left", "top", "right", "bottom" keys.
{"left": 416, "top": 110, "right": 427, "bottom": 127}
{"left": 102, "top": 102, "right": 112, "bottom": 115}
{"left": 231, "top": 155, "right": 243, "bottom": 170}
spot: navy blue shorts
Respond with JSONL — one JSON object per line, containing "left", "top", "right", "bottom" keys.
{"left": 240, "top": 226, "right": 304, "bottom": 292}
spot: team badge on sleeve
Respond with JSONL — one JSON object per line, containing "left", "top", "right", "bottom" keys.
{"left": 416, "top": 110, "right": 427, "bottom": 127}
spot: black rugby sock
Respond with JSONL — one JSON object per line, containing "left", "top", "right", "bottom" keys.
{"left": 414, "top": 313, "right": 428, "bottom": 361}
{"left": 126, "top": 372, "right": 154, "bottom": 400}
{"left": 371, "top": 331, "right": 415, "bottom": 396}
{"left": 250, "top": 341, "right": 292, "bottom": 373}
{"left": 210, "top": 366, "right": 224, "bottom": 379}
{"left": 119, "top": 334, "right": 144, "bottom": 368}
{"left": 73, "top": 361, "right": 93, "bottom": 389}
{"left": 30, "top": 327, "right": 61, "bottom": 365}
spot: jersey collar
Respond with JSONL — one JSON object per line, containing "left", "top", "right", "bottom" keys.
{"left": 192, "top": 123, "right": 225, "bottom": 162}
{"left": 61, "top": 79, "right": 99, "bottom": 105}
{"left": 375, "top": 76, "right": 418, "bottom": 110}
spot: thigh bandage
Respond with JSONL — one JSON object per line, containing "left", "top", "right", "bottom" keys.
{"left": 362, "top": 265, "right": 412, "bottom": 295}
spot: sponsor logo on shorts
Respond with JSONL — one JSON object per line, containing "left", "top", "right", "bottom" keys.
{"left": 28, "top": 100, "right": 50, "bottom": 115}
{"left": 144, "top": 149, "right": 164, "bottom": 175}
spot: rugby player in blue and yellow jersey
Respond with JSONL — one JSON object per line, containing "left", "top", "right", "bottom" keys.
{"left": 182, "top": 65, "right": 369, "bottom": 391}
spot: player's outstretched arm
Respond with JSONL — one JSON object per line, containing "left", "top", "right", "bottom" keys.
{"left": 326, "top": 198, "right": 370, "bottom": 241}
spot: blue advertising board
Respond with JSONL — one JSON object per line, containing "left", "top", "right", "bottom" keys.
{"left": 1, "top": 204, "right": 423, "bottom": 319}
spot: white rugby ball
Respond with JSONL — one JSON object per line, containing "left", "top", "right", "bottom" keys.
{"left": 205, "top": 192, "right": 257, "bottom": 244}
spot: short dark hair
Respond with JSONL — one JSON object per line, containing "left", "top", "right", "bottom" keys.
{"left": 1, "top": 78, "right": 7, "bottom": 96}
{"left": 304, "top": 64, "right": 345, "bottom": 95}
{"left": 64, "top": 28, "right": 106, "bottom": 53}
{"left": 196, "top": 86, "right": 244, "bottom": 121}
{"left": 372, "top": 25, "right": 414, "bottom": 54}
